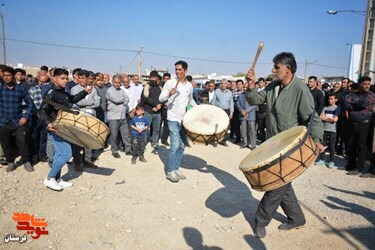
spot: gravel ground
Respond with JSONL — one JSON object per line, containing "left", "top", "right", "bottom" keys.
{"left": 0, "top": 142, "right": 374, "bottom": 249}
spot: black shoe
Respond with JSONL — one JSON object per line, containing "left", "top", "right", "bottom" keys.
{"left": 112, "top": 152, "right": 121, "bottom": 158}
{"left": 359, "top": 173, "right": 375, "bottom": 178}
{"left": 278, "top": 222, "right": 305, "bottom": 230}
{"left": 347, "top": 170, "right": 360, "bottom": 175}
{"left": 219, "top": 141, "right": 228, "bottom": 147}
{"left": 131, "top": 156, "right": 136, "bottom": 165}
{"left": 0, "top": 158, "right": 7, "bottom": 165}
{"left": 254, "top": 225, "right": 266, "bottom": 238}
{"left": 39, "top": 157, "right": 48, "bottom": 163}
{"left": 139, "top": 156, "right": 147, "bottom": 163}
{"left": 119, "top": 147, "right": 125, "bottom": 152}
{"left": 6, "top": 162, "right": 17, "bottom": 172}
{"left": 185, "top": 142, "right": 191, "bottom": 148}
{"left": 24, "top": 162, "right": 34, "bottom": 172}
{"left": 125, "top": 151, "right": 132, "bottom": 156}
{"left": 240, "top": 144, "right": 246, "bottom": 149}
{"left": 234, "top": 140, "right": 241, "bottom": 144}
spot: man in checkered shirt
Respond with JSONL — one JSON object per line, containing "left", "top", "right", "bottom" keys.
{"left": 0, "top": 66, "right": 34, "bottom": 172}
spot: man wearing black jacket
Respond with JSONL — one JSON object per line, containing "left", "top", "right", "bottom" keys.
{"left": 141, "top": 70, "right": 163, "bottom": 154}
{"left": 308, "top": 76, "right": 325, "bottom": 115}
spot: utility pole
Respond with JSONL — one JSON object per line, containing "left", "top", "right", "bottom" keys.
{"left": 304, "top": 60, "right": 317, "bottom": 82}
{"left": 137, "top": 46, "right": 143, "bottom": 78}
{"left": 1, "top": 1, "right": 6, "bottom": 65}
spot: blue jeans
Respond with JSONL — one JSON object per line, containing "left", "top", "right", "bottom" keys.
{"left": 144, "top": 112, "right": 161, "bottom": 147}
{"left": 167, "top": 121, "right": 186, "bottom": 173}
{"left": 48, "top": 133, "right": 72, "bottom": 180}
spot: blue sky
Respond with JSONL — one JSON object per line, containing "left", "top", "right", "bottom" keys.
{"left": 5, "top": 0, "right": 367, "bottom": 78}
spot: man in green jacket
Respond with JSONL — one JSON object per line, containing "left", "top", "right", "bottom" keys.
{"left": 245, "top": 52, "right": 324, "bottom": 238}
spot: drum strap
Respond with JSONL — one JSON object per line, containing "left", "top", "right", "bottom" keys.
{"left": 251, "top": 111, "right": 317, "bottom": 176}
{"left": 44, "top": 99, "right": 80, "bottom": 115}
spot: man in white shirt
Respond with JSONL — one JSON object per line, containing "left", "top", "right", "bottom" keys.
{"left": 159, "top": 61, "right": 197, "bottom": 182}
{"left": 208, "top": 80, "right": 216, "bottom": 104}
{"left": 130, "top": 74, "right": 143, "bottom": 105}
{"left": 121, "top": 74, "right": 137, "bottom": 118}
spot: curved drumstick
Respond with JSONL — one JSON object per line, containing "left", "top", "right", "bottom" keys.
{"left": 251, "top": 42, "right": 264, "bottom": 70}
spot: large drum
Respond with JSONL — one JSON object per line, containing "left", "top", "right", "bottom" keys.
{"left": 239, "top": 126, "right": 317, "bottom": 191}
{"left": 52, "top": 110, "right": 109, "bottom": 149}
{"left": 183, "top": 104, "right": 229, "bottom": 145}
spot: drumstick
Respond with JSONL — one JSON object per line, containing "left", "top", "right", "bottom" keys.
{"left": 251, "top": 42, "right": 264, "bottom": 70}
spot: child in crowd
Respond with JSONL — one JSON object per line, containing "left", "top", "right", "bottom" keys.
{"left": 317, "top": 92, "right": 341, "bottom": 168}
{"left": 130, "top": 105, "right": 149, "bottom": 164}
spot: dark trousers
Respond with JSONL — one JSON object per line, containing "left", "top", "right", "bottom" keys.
{"left": 255, "top": 183, "right": 305, "bottom": 227}
{"left": 230, "top": 108, "right": 241, "bottom": 141}
{"left": 336, "top": 115, "right": 350, "bottom": 155}
{"left": 320, "top": 131, "right": 336, "bottom": 161}
{"left": 109, "top": 118, "right": 131, "bottom": 154}
{"left": 160, "top": 107, "right": 169, "bottom": 142}
{"left": 347, "top": 121, "right": 371, "bottom": 173}
{"left": 132, "top": 135, "right": 146, "bottom": 157}
{"left": 30, "top": 116, "right": 47, "bottom": 159}
{"left": 256, "top": 112, "right": 266, "bottom": 143}
{"left": 0, "top": 124, "right": 30, "bottom": 164}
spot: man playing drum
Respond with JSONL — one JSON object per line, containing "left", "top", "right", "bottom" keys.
{"left": 245, "top": 52, "right": 324, "bottom": 238}
{"left": 40, "top": 68, "right": 92, "bottom": 191}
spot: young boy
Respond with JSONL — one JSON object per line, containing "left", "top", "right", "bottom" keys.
{"left": 318, "top": 92, "right": 341, "bottom": 168}
{"left": 130, "top": 105, "right": 149, "bottom": 164}
{"left": 39, "top": 68, "right": 91, "bottom": 191}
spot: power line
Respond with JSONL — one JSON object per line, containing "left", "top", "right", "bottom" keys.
{"left": 2, "top": 37, "right": 347, "bottom": 70}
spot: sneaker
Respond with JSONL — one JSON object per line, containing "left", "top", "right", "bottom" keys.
{"left": 84, "top": 161, "right": 98, "bottom": 169}
{"left": 6, "top": 162, "right": 17, "bottom": 172}
{"left": 39, "top": 157, "right": 48, "bottom": 163}
{"left": 161, "top": 140, "right": 169, "bottom": 146}
{"left": 174, "top": 170, "right": 186, "bottom": 180}
{"left": 139, "top": 156, "right": 147, "bottom": 163}
{"left": 166, "top": 171, "right": 179, "bottom": 182}
{"left": 254, "top": 225, "right": 266, "bottom": 238}
{"left": 359, "top": 173, "right": 374, "bottom": 178}
{"left": 327, "top": 162, "right": 335, "bottom": 169}
{"left": 73, "top": 163, "right": 83, "bottom": 172}
{"left": 131, "top": 156, "right": 137, "bottom": 165}
{"left": 57, "top": 179, "right": 73, "bottom": 188}
{"left": 278, "top": 222, "right": 305, "bottom": 230}
{"left": 24, "top": 162, "right": 34, "bottom": 172}
{"left": 112, "top": 152, "right": 121, "bottom": 158}
{"left": 316, "top": 159, "right": 325, "bottom": 166}
{"left": 151, "top": 149, "right": 159, "bottom": 155}
{"left": 43, "top": 178, "right": 63, "bottom": 191}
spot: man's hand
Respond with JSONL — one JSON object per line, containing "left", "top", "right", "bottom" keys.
{"left": 152, "top": 107, "right": 158, "bottom": 112}
{"left": 85, "top": 85, "right": 92, "bottom": 94}
{"left": 245, "top": 68, "right": 256, "bottom": 89}
{"left": 47, "top": 123, "right": 57, "bottom": 132}
{"left": 19, "top": 118, "right": 27, "bottom": 125}
{"left": 156, "top": 104, "right": 162, "bottom": 110}
{"left": 137, "top": 129, "right": 143, "bottom": 134}
{"left": 169, "top": 88, "right": 177, "bottom": 96}
{"left": 229, "top": 114, "right": 233, "bottom": 119}
{"left": 315, "top": 141, "right": 326, "bottom": 153}
{"left": 241, "top": 110, "right": 247, "bottom": 116}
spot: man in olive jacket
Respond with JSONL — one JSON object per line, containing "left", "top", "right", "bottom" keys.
{"left": 245, "top": 52, "right": 324, "bottom": 239}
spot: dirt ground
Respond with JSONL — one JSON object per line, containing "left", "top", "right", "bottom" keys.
{"left": 0, "top": 141, "right": 374, "bottom": 249}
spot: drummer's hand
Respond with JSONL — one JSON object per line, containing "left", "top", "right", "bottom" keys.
{"left": 169, "top": 88, "right": 177, "bottom": 96}
{"left": 47, "top": 123, "right": 57, "bottom": 132}
{"left": 315, "top": 141, "right": 325, "bottom": 153}
{"left": 19, "top": 118, "right": 27, "bottom": 125}
{"left": 245, "top": 68, "right": 256, "bottom": 89}
{"left": 85, "top": 85, "right": 92, "bottom": 94}
{"left": 229, "top": 114, "right": 233, "bottom": 119}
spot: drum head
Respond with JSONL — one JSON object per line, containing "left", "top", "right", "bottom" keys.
{"left": 53, "top": 124, "right": 105, "bottom": 149}
{"left": 183, "top": 104, "right": 229, "bottom": 135}
{"left": 239, "top": 126, "right": 307, "bottom": 171}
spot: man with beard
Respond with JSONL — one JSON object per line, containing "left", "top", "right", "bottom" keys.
{"left": 141, "top": 71, "right": 163, "bottom": 154}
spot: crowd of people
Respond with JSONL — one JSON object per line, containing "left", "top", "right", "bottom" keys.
{"left": 0, "top": 61, "right": 374, "bottom": 190}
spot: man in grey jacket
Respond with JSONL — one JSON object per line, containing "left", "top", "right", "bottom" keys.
{"left": 71, "top": 70, "right": 100, "bottom": 171}
{"left": 106, "top": 75, "right": 130, "bottom": 158}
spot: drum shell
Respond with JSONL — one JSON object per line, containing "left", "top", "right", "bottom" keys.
{"left": 184, "top": 128, "right": 227, "bottom": 144}
{"left": 52, "top": 110, "right": 109, "bottom": 149}
{"left": 240, "top": 128, "right": 317, "bottom": 191}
